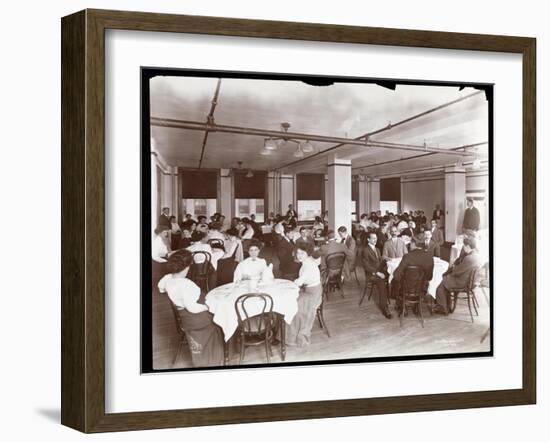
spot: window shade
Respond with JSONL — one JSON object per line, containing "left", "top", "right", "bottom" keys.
{"left": 234, "top": 171, "right": 266, "bottom": 199}
{"left": 380, "top": 177, "right": 401, "bottom": 201}
{"left": 181, "top": 170, "right": 218, "bottom": 198}
{"left": 297, "top": 173, "right": 324, "bottom": 200}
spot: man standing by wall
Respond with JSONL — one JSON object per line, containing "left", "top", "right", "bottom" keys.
{"left": 462, "top": 197, "right": 481, "bottom": 233}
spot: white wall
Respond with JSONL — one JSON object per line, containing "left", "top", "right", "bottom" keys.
{"left": 1, "top": 1, "right": 547, "bottom": 442}
{"left": 401, "top": 177, "right": 445, "bottom": 221}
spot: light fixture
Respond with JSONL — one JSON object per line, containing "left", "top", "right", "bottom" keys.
{"left": 264, "top": 138, "right": 278, "bottom": 151}
{"left": 472, "top": 158, "right": 481, "bottom": 170}
{"left": 260, "top": 122, "right": 315, "bottom": 157}
{"left": 300, "top": 140, "right": 314, "bottom": 153}
{"left": 293, "top": 145, "right": 304, "bottom": 158}
{"left": 245, "top": 169, "right": 254, "bottom": 178}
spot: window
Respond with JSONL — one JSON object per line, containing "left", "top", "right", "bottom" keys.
{"left": 235, "top": 199, "right": 265, "bottom": 222}
{"left": 380, "top": 201, "right": 399, "bottom": 214}
{"left": 297, "top": 173, "right": 324, "bottom": 222}
{"left": 182, "top": 198, "right": 217, "bottom": 219}
{"left": 297, "top": 200, "right": 322, "bottom": 221}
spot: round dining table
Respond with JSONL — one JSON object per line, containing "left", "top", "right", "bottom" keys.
{"left": 386, "top": 256, "right": 449, "bottom": 298}
{"left": 205, "top": 278, "right": 300, "bottom": 342}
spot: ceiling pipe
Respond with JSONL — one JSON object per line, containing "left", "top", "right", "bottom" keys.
{"left": 197, "top": 78, "right": 222, "bottom": 169}
{"left": 151, "top": 117, "right": 472, "bottom": 157}
{"left": 370, "top": 159, "right": 489, "bottom": 179}
{"left": 272, "top": 89, "right": 484, "bottom": 170}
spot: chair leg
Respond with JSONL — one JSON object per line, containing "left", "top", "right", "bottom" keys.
{"left": 265, "top": 338, "right": 271, "bottom": 364}
{"left": 471, "top": 291, "right": 480, "bottom": 315}
{"left": 449, "top": 293, "right": 457, "bottom": 313}
{"left": 353, "top": 269, "right": 360, "bottom": 286}
{"left": 317, "top": 308, "right": 331, "bottom": 338}
{"left": 466, "top": 292, "right": 474, "bottom": 323}
{"left": 418, "top": 299, "right": 425, "bottom": 328}
{"left": 359, "top": 283, "right": 369, "bottom": 306}
{"left": 239, "top": 334, "right": 245, "bottom": 365}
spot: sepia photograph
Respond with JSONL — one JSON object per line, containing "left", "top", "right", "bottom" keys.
{"left": 143, "top": 69, "right": 492, "bottom": 371}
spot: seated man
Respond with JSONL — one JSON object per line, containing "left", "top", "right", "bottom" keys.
{"left": 433, "top": 236, "right": 483, "bottom": 314}
{"left": 275, "top": 226, "right": 300, "bottom": 280}
{"left": 295, "top": 226, "right": 315, "bottom": 250}
{"left": 391, "top": 237, "right": 434, "bottom": 305}
{"left": 382, "top": 226, "right": 408, "bottom": 261}
{"left": 361, "top": 232, "right": 392, "bottom": 319}
{"left": 319, "top": 230, "right": 347, "bottom": 270}
{"left": 422, "top": 229, "right": 440, "bottom": 258}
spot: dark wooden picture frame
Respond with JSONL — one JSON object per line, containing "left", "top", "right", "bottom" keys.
{"left": 61, "top": 9, "right": 536, "bottom": 433}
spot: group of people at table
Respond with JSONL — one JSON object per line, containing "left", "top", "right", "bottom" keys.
{"left": 152, "top": 198, "right": 484, "bottom": 367}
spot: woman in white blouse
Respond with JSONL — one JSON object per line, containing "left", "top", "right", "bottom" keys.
{"left": 286, "top": 245, "right": 323, "bottom": 347}
{"left": 233, "top": 240, "right": 268, "bottom": 283}
{"left": 157, "top": 250, "right": 224, "bottom": 367}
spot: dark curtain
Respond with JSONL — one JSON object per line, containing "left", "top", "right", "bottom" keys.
{"left": 296, "top": 173, "right": 324, "bottom": 200}
{"left": 380, "top": 177, "right": 401, "bottom": 201}
{"left": 234, "top": 171, "right": 267, "bottom": 199}
{"left": 181, "top": 170, "right": 218, "bottom": 198}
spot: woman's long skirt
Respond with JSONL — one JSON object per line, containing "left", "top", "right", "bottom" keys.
{"left": 285, "top": 284, "right": 323, "bottom": 347}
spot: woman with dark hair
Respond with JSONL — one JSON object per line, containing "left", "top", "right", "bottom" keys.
{"left": 233, "top": 239, "right": 269, "bottom": 283}
{"left": 216, "top": 227, "right": 243, "bottom": 286}
{"left": 286, "top": 244, "right": 322, "bottom": 347}
{"left": 158, "top": 250, "right": 224, "bottom": 367}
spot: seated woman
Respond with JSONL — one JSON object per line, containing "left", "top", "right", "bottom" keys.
{"left": 216, "top": 228, "right": 243, "bottom": 286}
{"left": 233, "top": 239, "right": 269, "bottom": 283}
{"left": 170, "top": 215, "right": 182, "bottom": 250}
{"left": 158, "top": 251, "right": 224, "bottom": 367}
{"left": 286, "top": 244, "right": 323, "bottom": 347}
{"left": 152, "top": 226, "right": 172, "bottom": 288}
{"left": 313, "top": 216, "right": 325, "bottom": 233}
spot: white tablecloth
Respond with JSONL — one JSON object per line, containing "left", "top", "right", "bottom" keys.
{"left": 205, "top": 278, "right": 299, "bottom": 341}
{"left": 386, "top": 257, "right": 449, "bottom": 298}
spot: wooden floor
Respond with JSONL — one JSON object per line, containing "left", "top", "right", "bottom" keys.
{"left": 152, "top": 246, "right": 491, "bottom": 370}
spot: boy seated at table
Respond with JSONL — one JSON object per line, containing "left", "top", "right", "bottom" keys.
{"left": 233, "top": 239, "right": 273, "bottom": 283}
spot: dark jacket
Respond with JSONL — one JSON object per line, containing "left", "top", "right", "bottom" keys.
{"left": 463, "top": 206, "right": 480, "bottom": 231}
{"left": 393, "top": 248, "right": 434, "bottom": 282}
{"left": 276, "top": 235, "right": 296, "bottom": 275}
{"left": 361, "top": 244, "right": 385, "bottom": 276}
{"left": 423, "top": 239, "right": 440, "bottom": 258}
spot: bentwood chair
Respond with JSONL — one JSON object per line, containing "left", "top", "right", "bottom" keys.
{"left": 167, "top": 298, "right": 188, "bottom": 368}
{"left": 207, "top": 238, "right": 225, "bottom": 251}
{"left": 234, "top": 293, "right": 280, "bottom": 364}
{"left": 449, "top": 266, "right": 482, "bottom": 323}
{"left": 324, "top": 252, "right": 346, "bottom": 300}
{"left": 189, "top": 251, "right": 213, "bottom": 292}
{"left": 316, "top": 270, "right": 331, "bottom": 337}
{"left": 398, "top": 265, "right": 428, "bottom": 328}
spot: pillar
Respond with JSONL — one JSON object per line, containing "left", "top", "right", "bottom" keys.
{"left": 267, "top": 171, "right": 278, "bottom": 216}
{"left": 280, "top": 174, "right": 295, "bottom": 216}
{"left": 219, "top": 169, "right": 232, "bottom": 218}
{"left": 444, "top": 165, "right": 466, "bottom": 243}
{"left": 327, "top": 156, "right": 352, "bottom": 232}
{"left": 358, "top": 176, "right": 369, "bottom": 216}
{"left": 367, "top": 178, "right": 380, "bottom": 213}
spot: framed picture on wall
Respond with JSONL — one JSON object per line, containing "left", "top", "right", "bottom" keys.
{"left": 61, "top": 9, "right": 536, "bottom": 433}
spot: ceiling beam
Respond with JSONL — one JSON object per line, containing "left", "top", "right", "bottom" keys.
{"left": 150, "top": 117, "right": 473, "bottom": 157}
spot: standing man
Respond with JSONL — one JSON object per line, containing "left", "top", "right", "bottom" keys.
{"left": 462, "top": 197, "right": 481, "bottom": 232}
{"left": 361, "top": 232, "right": 392, "bottom": 319}
{"left": 429, "top": 219, "right": 445, "bottom": 247}
{"left": 433, "top": 236, "right": 483, "bottom": 314}
{"left": 337, "top": 226, "right": 357, "bottom": 281}
{"left": 158, "top": 207, "right": 171, "bottom": 231}
{"left": 432, "top": 204, "right": 444, "bottom": 222}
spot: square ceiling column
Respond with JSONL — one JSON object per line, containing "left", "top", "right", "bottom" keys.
{"left": 327, "top": 155, "right": 352, "bottom": 233}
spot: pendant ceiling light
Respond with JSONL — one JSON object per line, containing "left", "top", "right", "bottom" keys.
{"left": 260, "top": 122, "right": 315, "bottom": 157}
{"left": 264, "top": 138, "right": 278, "bottom": 151}
{"left": 245, "top": 169, "right": 254, "bottom": 178}
{"left": 293, "top": 145, "right": 304, "bottom": 158}
{"left": 300, "top": 140, "right": 314, "bottom": 153}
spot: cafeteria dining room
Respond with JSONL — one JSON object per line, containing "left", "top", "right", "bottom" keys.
{"left": 146, "top": 72, "right": 491, "bottom": 370}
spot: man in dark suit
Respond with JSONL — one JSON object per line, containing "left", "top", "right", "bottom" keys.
{"left": 375, "top": 223, "right": 390, "bottom": 253}
{"left": 421, "top": 230, "right": 440, "bottom": 258}
{"left": 434, "top": 236, "right": 483, "bottom": 314}
{"left": 432, "top": 204, "right": 444, "bottom": 222}
{"left": 158, "top": 207, "right": 171, "bottom": 231}
{"left": 391, "top": 237, "right": 434, "bottom": 303}
{"left": 462, "top": 197, "right": 480, "bottom": 232}
{"left": 429, "top": 219, "right": 444, "bottom": 247}
{"left": 319, "top": 230, "right": 348, "bottom": 270}
{"left": 275, "top": 227, "right": 299, "bottom": 280}
{"left": 337, "top": 226, "right": 356, "bottom": 280}
{"left": 361, "top": 232, "right": 392, "bottom": 319}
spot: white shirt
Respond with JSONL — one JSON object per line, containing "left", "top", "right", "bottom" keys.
{"left": 233, "top": 257, "right": 268, "bottom": 282}
{"left": 187, "top": 242, "right": 224, "bottom": 270}
{"left": 241, "top": 225, "right": 255, "bottom": 240}
{"left": 157, "top": 274, "right": 206, "bottom": 313}
{"left": 223, "top": 238, "right": 244, "bottom": 262}
{"left": 152, "top": 235, "right": 169, "bottom": 262}
{"left": 207, "top": 230, "right": 225, "bottom": 241}
{"left": 294, "top": 257, "right": 321, "bottom": 288}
